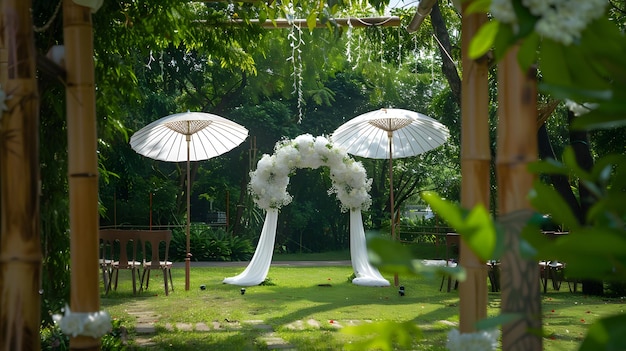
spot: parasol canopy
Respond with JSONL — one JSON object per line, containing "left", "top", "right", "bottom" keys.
{"left": 331, "top": 108, "right": 450, "bottom": 159}
{"left": 130, "top": 111, "right": 248, "bottom": 290}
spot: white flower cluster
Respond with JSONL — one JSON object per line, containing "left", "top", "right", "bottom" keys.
{"left": 446, "top": 328, "right": 500, "bottom": 351}
{"left": 52, "top": 304, "right": 112, "bottom": 338}
{"left": 490, "top": 0, "right": 608, "bottom": 45}
{"left": 249, "top": 134, "right": 372, "bottom": 212}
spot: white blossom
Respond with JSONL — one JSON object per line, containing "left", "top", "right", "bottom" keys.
{"left": 52, "top": 304, "right": 112, "bottom": 338}
{"left": 490, "top": 0, "right": 609, "bottom": 45}
{"left": 249, "top": 134, "right": 372, "bottom": 211}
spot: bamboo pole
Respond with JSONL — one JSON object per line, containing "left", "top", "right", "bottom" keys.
{"left": 63, "top": 1, "right": 101, "bottom": 350}
{"left": 497, "top": 46, "right": 542, "bottom": 351}
{"left": 458, "top": 3, "right": 489, "bottom": 333}
{"left": 0, "top": 1, "right": 42, "bottom": 350}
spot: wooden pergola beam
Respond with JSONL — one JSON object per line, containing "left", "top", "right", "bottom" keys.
{"left": 225, "top": 16, "right": 401, "bottom": 28}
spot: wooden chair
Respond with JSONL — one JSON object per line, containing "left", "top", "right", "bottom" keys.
{"left": 138, "top": 230, "right": 174, "bottom": 296}
{"left": 440, "top": 233, "right": 460, "bottom": 292}
{"left": 102, "top": 229, "right": 142, "bottom": 294}
{"left": 99, "top": 229, "right": 116, "bottom": 293}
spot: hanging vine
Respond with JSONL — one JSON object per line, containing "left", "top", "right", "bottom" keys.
{"left": 287, "top": 20, "right": 305, "bottom": 123}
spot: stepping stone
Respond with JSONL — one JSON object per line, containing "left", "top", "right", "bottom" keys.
{"left": 284, "top": 320, "right": 303, "bottom": 330}
{"left": 306, "top": 319, "right": 320, "bottom": 328}
{"left": 135, "top": 323, "right": 156, "bottom": 334}
{"left": 195, "top": 322, "right": 210, "bottom": 331}
{"left": 134, "top": 337, "right": 156, "bottom": 347}
{"left": 176, "top": 323, "right": 193, "bottom": 331}
{"left": 259, "top": 332, "right": 294, "bottom": 350}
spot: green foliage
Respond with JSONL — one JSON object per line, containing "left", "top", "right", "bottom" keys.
{"left": 171, "top": 226, "right": 254, "bottom": 262}
{"left": 579, "top": 314, "right": 626, "bottom": 351}
{"left": 468, "top": 0, "right": 626, "bottom": 130}
{"left": 527, "top": 150, "right": 626, "bottom": 283}
{"left": 40, "top": 318, "right": 126, "bottom": 351}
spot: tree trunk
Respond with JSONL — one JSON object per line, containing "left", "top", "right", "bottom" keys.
{"left": 568, "top": 110, "right": 603, "bottom": 296}
{"left": 458, "top": 4, "right": 489, "bottom": 333}
{"left": 63, "top": 0, "right": 101, "bottom": 349}
{"left": 497, "top": 47, "right": 542, "bottom": 351}
{"left": 0, "top": 1, "right": 42, "bottom": 350}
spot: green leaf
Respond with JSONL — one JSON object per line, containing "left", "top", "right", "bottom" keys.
{"left": 580, "top": 314, "right": 626, "bottom": 351}
{"left": 306, "top": 11, "right": 318, "bottom": 32}
{"left": 572, "top": 111, "right": 626, "bottom": 130}
{"left": 463, "top": 205, "right": 497, "bottom": 261}
{"left": 466, "top": 0, "right": 491, "bottom": 14}
{"left": 511, "top": 0, "right": 538, "bottom": 38}
{"left": 421, "top": 192, "right": 467, "bottom": 230}
{"left": 475, "top": 313, "right": 524, "bottom": 331}
{"left": 367, "top": 237, "right": 424, "bottom": 276}
{"left": 562, "top": 147, "right": 592, "bottom": 182}
{"left": 367, "top": 236, "right": 465, "bottom": 280}
{"left": 258, "top": 9, "right": 267, "bottom": 23}
{"left": 528, "top": 181, "right": 580, "bottom": 230}
{"left": 539, "top": 40, "right": 572, "bottom": 86}
{"left": 534, "top": 228, "right": 626, "bottom": 281}
{"left": 492, "top": 23, "right": 515, "bottom": 62}
{"left": 469, "top": 20, "right": 499, "bottom": 59}
{"left": 527, "top": 159, "right": 570, "bottom": 176}
{"left": 517, "top": 32, "right": 539, "bottom": 71}
{"left": 538, "top": 82, "right": 612, "bottom": 103}
{"left": 421, "top": 192, "right": 496, "bottom": 261}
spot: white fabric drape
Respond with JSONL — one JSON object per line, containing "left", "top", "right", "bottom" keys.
{"left": 222, "top": 209, "right": 278, "bottom": 286}
{"left": 223, "top": 209, "right": 389, "bottom": 287}
{"left": 349, "top": 210, "right": 390, "bottom": 286}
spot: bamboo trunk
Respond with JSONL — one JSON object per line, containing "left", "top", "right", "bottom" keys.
{"left": 458, "top": 4, "right": 489, "bottom": 333}
{"left": 497, "top": 46, "right": 542, "bottom": 351}
{"left": 0, "top": 1, "right": 42, "bottom": 350}
{"left": 63, "top": 1, "right": 101, "bottom": 349}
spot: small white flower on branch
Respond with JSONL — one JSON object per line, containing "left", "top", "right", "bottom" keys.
{"left": 52, "top": 304, "right": 113, "bottom": 339}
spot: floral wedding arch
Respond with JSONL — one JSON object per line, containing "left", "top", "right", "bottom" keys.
{"left": 223, "top": 134, "right": 390, "bottom": 287}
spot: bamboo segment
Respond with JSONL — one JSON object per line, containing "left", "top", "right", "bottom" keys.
{"left": 497, "top": 46, "right": 542, "bottom": 351}
{"left": 0, "top": 1, "right": 42, "bottom": 350}
{"left": 458, "top": 5, "right": 489, "bottom": 333}
{"left": 63, "top": 0, "right": 101, "bottom": 350}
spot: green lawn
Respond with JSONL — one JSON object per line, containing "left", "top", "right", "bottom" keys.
{"left": 100, "top": 263, "right": 623, "bottom": 350}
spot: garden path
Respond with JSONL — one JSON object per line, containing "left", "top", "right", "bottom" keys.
{"left": 124, "top": 299, "right": 297, "bottom": 349}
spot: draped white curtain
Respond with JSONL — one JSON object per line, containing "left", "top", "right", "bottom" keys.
{"left": 349, "top": 210, "right": 390, "bottom": 286}
{"left": 222, "top": 209, "right": 278, "bottom": 286}
{"left": 223, "top": 209, "right": 389, "bottom": 287}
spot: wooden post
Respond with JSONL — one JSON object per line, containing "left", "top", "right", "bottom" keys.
{"left": 458, "top": 3, "right": 489, "bottom": 333}
{"left": 497, "top": 46, "right": 542, "bottom": 351}
{"left": 63, "top": 0, "right": 101, "bottom": 349}
{"left": 0, "top": 1, "right": 42, "bottom": 350}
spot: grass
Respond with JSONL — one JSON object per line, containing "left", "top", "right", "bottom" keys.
{"left": 100, "top": 260, "right": 624, "bottom": 351}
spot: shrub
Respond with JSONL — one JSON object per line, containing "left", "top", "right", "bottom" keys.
{"left": 40, "top": 319, "right": 126, "bottom": 350}
{"left": 171, "top": 225, "right": 254, "bottom": 262}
